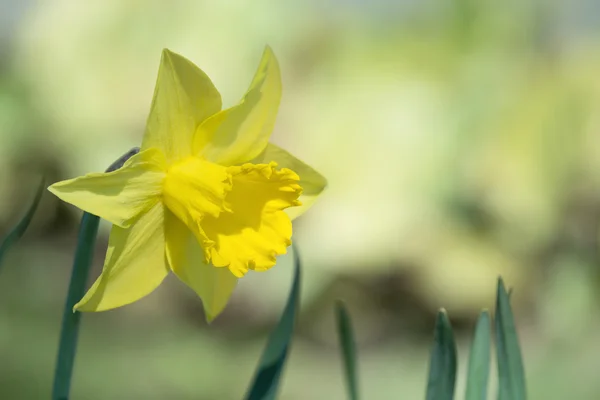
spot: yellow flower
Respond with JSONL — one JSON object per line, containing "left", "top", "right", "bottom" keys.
{"left": 48, "top": 47, "right": 326, "bottom": 320}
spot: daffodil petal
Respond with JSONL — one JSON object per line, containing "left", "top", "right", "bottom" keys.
{"left": 142, "top": 49, "right": 222, "bottom": 164}
{"left": 48, "top": 148, "right": 166, "bottom": 228}
{"left": 194, "top": 46, "right": 282, "bottom": 166}
{"left": 165, "top": 210, "right": 238, "bottom": 322}
{"left": 74, "top": 202, "right": 168, "bottom": 312}
{"left": 201, "top": 163, "right": 301, "bottom": 277}
{"left": 251, "top": 143, "right": 327, "bottom": 220}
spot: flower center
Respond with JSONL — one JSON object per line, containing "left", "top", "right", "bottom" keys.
{"left": 163, "top": 157, "right": 232, "bottom": 247}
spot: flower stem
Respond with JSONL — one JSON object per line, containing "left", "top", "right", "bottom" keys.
{"left": 51, "top": 147, "right": 140, "bottom": 400}
{"left": 51, "top": 212, "right": 100, "bottom": 400}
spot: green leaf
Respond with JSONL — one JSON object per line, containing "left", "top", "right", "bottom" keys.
{"left": 0, "top": 177, "right": 44, "bottom": 271}
{"left": 426, "top": 309, "right": 457, "bottom": 400}
{"left": 52, "top": 212, "right": 100, "bottom": 400}
{"left": 495, "top": 278, "right": 526, "bottom": 400}
{"left": 244, "top": 245, "right": 302, "bottom": 400}
{"left": 335, "top": 300, "right": 359, "bottom": 400}
{"left": 465, "top": 311, "right": 491, "bottom": 400}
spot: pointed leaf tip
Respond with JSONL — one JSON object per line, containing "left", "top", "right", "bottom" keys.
{"left": 426, "top": 310, "right": 457, "bottom": 400}
{"left": 495, "top": 278, "right": 526, "bottom": 400}
{"left": 465, "top": 310, "right": 491, "bottom": 400}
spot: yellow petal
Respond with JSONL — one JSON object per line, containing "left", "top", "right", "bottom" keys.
{"left": 194, "top": 46, "right": 282, "bottom": 166}
{"left": 165, "top": 210, "right": 238, "bottom": 322}
{"left": 75, "top": 202, "right": 168, "bottom": 312}
{"left": 48, "top": 148, "right": 166, "bottom": 228}
{"left": 201, "top": 163, "right": 302, "bottom": 277}
{"left": 142, "top": 49, "right": 222, "bottom": 165}
{"left": 251, "top": 143, "right": 327, "bottom": 220}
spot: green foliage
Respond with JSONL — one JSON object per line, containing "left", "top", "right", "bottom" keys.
{"left": 244, "top": 246, "right": 301, "bottom": 400}
{"left": 335, "top": 301, "right": 359, "bottom": 400}
{"left": 495, "top": 279, "right": 526, "bottom": 400}
{"left": 335, "top": 277, "right": 525, "bottom": 400}
{"left": 465, "top": 311, "right": 491, "bottom": 400}
{"left": 427, "top": 277, "right": 525, "bottom": 400}
{"left": 426, "top": 310, "right": 458, "bottom": 400}
{"left": 0, "top": 177, "right": 44, "bottom": 272}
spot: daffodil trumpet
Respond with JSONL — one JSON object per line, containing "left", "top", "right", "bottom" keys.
{"left": 49, "top": 47, "right": 326, "bottom": 321}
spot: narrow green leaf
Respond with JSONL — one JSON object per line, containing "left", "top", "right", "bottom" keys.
{"left": 244, "top": 245, "right": 302, "bottom": 400}
{"left": 426, "top": 309, "right": 457, "bottom": 400}
{"left": 495, "top": 278, "right": 526, "bottom": 400}
{"left": 335, "top": 300, "right": 359, "bottom": 400}
{"left": 0, "top": 177, "right": 44, "bottom": 271}
{"left": 465, "top": 311, "right": 491, "bottom": 400}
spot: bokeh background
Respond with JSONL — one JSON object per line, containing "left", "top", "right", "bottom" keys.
{"left": 2, "top": 0, "right": 600, "bottom": 398}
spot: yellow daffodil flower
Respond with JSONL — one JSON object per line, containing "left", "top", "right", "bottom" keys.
{"left": 48, "top": 47, "right": 326, "bottom": 321}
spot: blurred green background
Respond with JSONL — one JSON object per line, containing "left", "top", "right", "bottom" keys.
{"left": 2, "top": 0, "right": 600, "bottom": 398}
